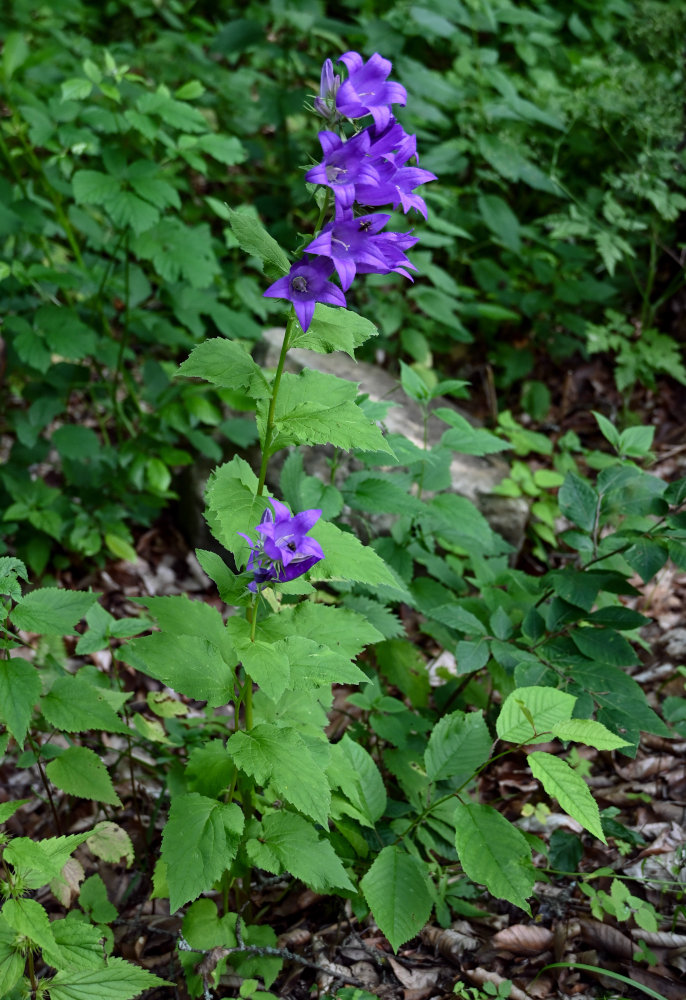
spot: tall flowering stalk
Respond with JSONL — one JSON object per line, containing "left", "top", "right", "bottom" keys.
{"left": 262, "top": 50, "right": 435, "bottom": 335}
{"left": 247, "top": 53, "right": 435, "bottom": 598}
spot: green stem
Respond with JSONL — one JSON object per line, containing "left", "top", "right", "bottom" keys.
{"left": 256, "top": 312, "right": 296, "bottom": 496}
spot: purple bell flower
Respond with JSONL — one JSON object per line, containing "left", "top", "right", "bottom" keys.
{"left": 314, "top": 58, "right": 342, "bottom": 123}
{"left": 304, "top": 212, "right": 417, "bottom": 289}
{"left": 263, "top": 256, "right": 346, "bottom": 332}
{"left": 305, "top": 130, "right": 381, "bottom": 211}
{"left": 336, "top": 52, "right": 407, "bottom": 128}
{"left": 240, "top": 500, "right": 324, "bottom": 591}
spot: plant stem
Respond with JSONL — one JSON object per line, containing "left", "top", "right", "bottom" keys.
{"left": 27, "top": 733, "right": 62, "bottom": 835}
{"left": 256, "top": 312, "right": 295, "bottom": 496}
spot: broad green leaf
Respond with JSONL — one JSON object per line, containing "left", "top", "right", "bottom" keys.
{"left": 292, "top": 304, "right": 379, "bottom": 356}
{"left": 227, "top": 205, "right": 290, "bottom": 273}
{"left": 454, "top": 802, "right": 534, "bottom": 912}
{"left": 330, "top": 734, "right": 387, "bottom": 825}
{"left": 4, "top": 833, "right": 90, "bottom": 889}
{"left": 2, "top": 32, "right": 29, "bottom": 81}
{"left": 72, "top": 169, "right": 121, "bottom": 205}
{"left": 623, "top": 539, "right": 668, "bottom": 584}
{"left": 12, "top": 588, "right": 97, "bottom": 635}
{"left": 43, "top": 918, "right": 104, "bottom": 971}
{"left": 571, "top": 627, "right": 638, "bottom": 666}
{"left": 261, "top": 369, "right": 393, "bottom": 457}
{"left": 424, "top": 494, "right": 506, "bottom": 556}
{"left": 0, "top": 915, "right": 24, "bottom": 996}
{"left": 123, "top": 632, "right": 235, "bottom": 707}
{"left": 41, "top": 673, "right": 129, "bottom": 735}
{"left": 440, "top": 412, "right": 510, "bottom": 455}
{"left": 587, "top": 607, "right": 650, "bottom": 630}
{"left": 552, "top": 719, "right": 631, "bottom": 751}
{"left": 360, "top": 846, "right": 433, "bottom": 951}
{"left": 186, "top": 741, "right": 235, "bottom": 799}
{"left": 496, "top": 687, "right": 576, "bottom": 745}
{"left": 79, "top": 874, "right": 117, "bottom": 923}
{"left": 45, "top": 956, "right": 169, "bottom": 1000}
{"left": 528, "top": 751, "right": 606, "bottom": 841}
{"left": 345, "top": 474, "right": 426, "bottom": 518}
{"left": 227, "top": 724, "right": 330, "bottom": 825}
{"left": 477, "top": 194, "right": 521, "bottom": 254}
{"left": 161, "top": 794, "right": 244, "bottom": 912}
{"left": 429, "top": 604, "right": 487, "bottom": 636}
{"left": 246, "top": 812, "right": 354, "bottom": 892}
{"left": 0, "top": 658, "right": 40, "bottom": 744}
{"left": 455, "top": 638, "right": 491, "bottom": 675}
{"left": 61, "top": 78, "right": 93, "bottom": 100}
{"left": 225, "top": 623, "right": 291, "bottom": 703}
{"left": 2, "top": 897, "right": 55, "bottom": 951}
{"left": 260, "top": 602, "right": 383, "bottom": 662}
{"left": 425, "top": 710, "right": 492, "bottom": 784}
{"left": 279, "top": 635, "right": 367, "bottom": 689}
{"left": 558, "top": 474, "right": 598, "bottom": 533}
{"left": 204, "top": 455, "right": 269, "bottom": 559}
{"left": 132, "top": 218, "right": 219, "bottom": 288}
{"left": 177, "top": 338, "right": 270, "bottom": 398}
{"left": 308, "top": 520, "right": 410, "bottom": 600}
{"left": 46, "top": 747, "right": 121, "bottom": 805}
{"left": 136, "top": 595, "right": 235, "bottom": 659}
{"left": 0, "top": 800, "right": 29, "bottom": 824}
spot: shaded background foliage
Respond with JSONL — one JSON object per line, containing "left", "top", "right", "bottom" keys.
{"left": 1, "top": 0, "right": 685, "bottom": 573}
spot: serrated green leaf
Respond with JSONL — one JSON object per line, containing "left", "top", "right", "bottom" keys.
{"left": 308, "top": 520, "right": 410, "bottom": 600}
{"left": 0, "top": 916, "right": 24, "bottom": 996}
{"left": 477, "top": 193, "right": 521, "bottom": 253}
{"left": 0, "top": 800, "right": 29, "bottom": 824}
{"left": 247, "top": 812, "right": 354, "bottom": 892}
{"left": 0, "top": 658, "right": 40, "bottom": 744}
{"left": 43, "top": 918, "right": 105, "bottom": 971}
{"left": 204, "top": 455, "right": 269, "bottom": 559}
{"left": 360, "top": 845, "right": 433, "bottom": 951}
{"left": 227, "top": 724, "right": 330, "bottom": 825}
{"left": 552, "top": 719, "right": 631, "bottom": 750}
{"left": 162, "top": 794, "right": 244, "bottom": 912}
{"left": 425, "top": 710, "right": 492, "bottom": 784}
{"left": 292, "top": 304, "right": 378, "bottom": 356}
{"left": 623, "top": 539, "right": 668, "bottom": 584}
{"left": 12, "top": 588, "right": 97, "bottom": 635}
{"left": 72, "top": 169, "right": 121, "bottom": 205}
{"left": 558, "top": 473, "right": 598, "bottom": 532}
{"left": 328, "top": 735, "right": 387, "bottom": 827}
{"left": 79, "top": 874, "right": 118, "bottom": 923}
{"left": 46, "top": 747, "right": 121, "bottom": 805}
{"left": 454, "top": 802, "right": 534, "bottom": 912}
{"left": 528, "top": 751, "right": 605, "bottom": 841}
{"left": 227, "top": 206, "right": 290, "bottom": 273}
{"left": 2, "top": 897, "right": 55, "bottom": 951}
{"left": 4, "top": 833, "right": 90, "bottom": 889}
{"left": 186, "top": 741, "right": 235, "bottom": 799}
{"left": 45, "top": 955, "right": 169, "bottom": 1000}
{"left": 177, "top": 338, "right": 270, "bottom": 398}
{"left": 261, "top": 369, "right": 393, "bottom": 457}
{"left": 41, "top": 673, "right": 129, "bottom": 735}
{"left": 571, "top": 627, "right": 638, "bottom": 666}
{"left": 123, "top": 631, "right": 235, "bottom": 707}
{"left": 496, "top": 687, "right": 576, "bottom": 744}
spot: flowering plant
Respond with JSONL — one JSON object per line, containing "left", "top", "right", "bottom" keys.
{"left": 263, "top": 50, "right": 435, "bottom": 332}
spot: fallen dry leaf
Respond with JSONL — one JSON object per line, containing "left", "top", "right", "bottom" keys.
{"left": 421, "top": 923, "right": 480, "bottom": 962}
{"left": 491, "top": 924, "right": 554, "bottom": 955}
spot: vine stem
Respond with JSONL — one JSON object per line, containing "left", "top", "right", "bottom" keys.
{"left": 256, "top": 312, "right": 296, "bottom": 496}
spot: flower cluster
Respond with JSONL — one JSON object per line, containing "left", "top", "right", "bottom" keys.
{"left": 264, "top": 51, "right": 436, "bottom": 333}
{"left": 240, "top": 500, "right": 324, "bottom": 592}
